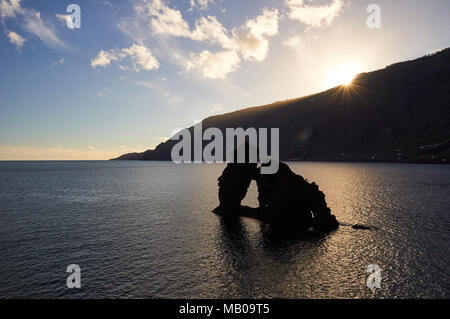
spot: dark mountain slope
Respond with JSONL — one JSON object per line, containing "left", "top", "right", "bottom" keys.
{"left": 113, "top": 48, "right": 450, "bottom": 163}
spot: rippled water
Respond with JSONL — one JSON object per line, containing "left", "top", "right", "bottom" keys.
{"left": 0, "top": 161, "right": 449, "bottom": 298}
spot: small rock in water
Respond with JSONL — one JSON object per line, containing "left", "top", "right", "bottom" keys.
{"left": 351, "top": 224, "right": 374, "bottom": 230}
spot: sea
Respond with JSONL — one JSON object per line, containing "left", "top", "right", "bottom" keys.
{"left": 0, "top": 161, "right": 449, "bottom": 298}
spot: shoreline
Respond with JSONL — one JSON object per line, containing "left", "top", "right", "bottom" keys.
{"left": 1, "top": 159, "right": 448, "bottom": 165}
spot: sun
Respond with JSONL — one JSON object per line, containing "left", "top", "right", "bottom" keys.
{"left": 327, "top": 64, "right": 359, "bottom": 88}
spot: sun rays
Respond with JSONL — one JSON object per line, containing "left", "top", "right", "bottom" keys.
{"left": 326, "top": 64, "right": 360, "bottom": 88}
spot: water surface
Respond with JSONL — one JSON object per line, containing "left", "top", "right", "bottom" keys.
{"left": 0, "top": 161, "right": 449, "bottom": 298}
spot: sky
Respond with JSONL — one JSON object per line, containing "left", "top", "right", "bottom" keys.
{"left": 0, "top": 0, "right": 449, "bottom": 160}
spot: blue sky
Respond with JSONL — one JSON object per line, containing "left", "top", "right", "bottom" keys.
{"left": 0, "top": 0, "right": 449, "bottom": 160}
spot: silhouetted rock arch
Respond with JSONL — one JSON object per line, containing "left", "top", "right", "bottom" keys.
{"left": 214, "top": 161, "right": 339, "bottom": 233}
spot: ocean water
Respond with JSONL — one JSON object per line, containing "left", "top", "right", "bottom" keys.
{"left": 0, "top": 161, "right": 449, "bottom": 299}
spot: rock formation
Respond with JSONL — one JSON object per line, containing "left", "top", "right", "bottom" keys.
{"left": 216, "top": 162, "right": 257, "bottom": 214}
{"left": 214, "top": 143, "right": 258, "bottom": 216}
{"left": 214, "top": 161, "right": 339, "bottom": 232}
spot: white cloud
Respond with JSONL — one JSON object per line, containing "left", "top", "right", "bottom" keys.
{"left": 97, "top": 87, "right": 110, "bottom": 97}
{"left": 0, "top": 0, "right": 24, "bottom": 20}
{"left": 51, "top": 57, "right": 65, "bottom": 66}
{"left": 286, "top": 0, "right": 344, "bottom": 27}
{"left": 244, "top": 8, "right": 279, "bottom": 38}
{"left": 121, "top": 43, "right": 160, "bottom": 71}
{"left": 129, "top": 1, "right": 278, "bottom": 79}
{"left": 283, "top": 35, "right": 301, "bottom": 47}
{"left": 231, "top": 8, "right": 279, "bottom": 61}
{"left": 91, "top": 44, "right": 159, "bottom": 72}
{"left": 134, "top": 80, "right": 182, "bottom": 105}
{"left": 55, "top": 13, "right": 70, "bottom": 26}
{"left": 190, "top": 0, "right": 214, "bottom": 11}
{"left": 190, "top": 15, "right": 230, "bottom": 45}
{"left": 91, "top": 49, "right": 122, "bottom": 68}
{"left": 186, "top": 50, "right": 240, "bottom": 79}
{"left": 23, "top": 11, "right": 67, "bottom": 49}
{"left": 99, "top": 0, "right": 113, "bottom": 7}
{"left": 142, "top": 1, "right": 278, "bottom": 52}
{"left": 1, "top": 1, "right": 67, "bottom": 49}
{"left": 6, "top": 30, "right": 26, "bottom": 49}
{"left": 142, "top": 0, "right": 191, "bottom": 37}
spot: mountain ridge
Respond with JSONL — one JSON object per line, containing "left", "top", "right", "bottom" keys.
{"left": 113, "top": 48, "right": 450, "bottom": 164}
